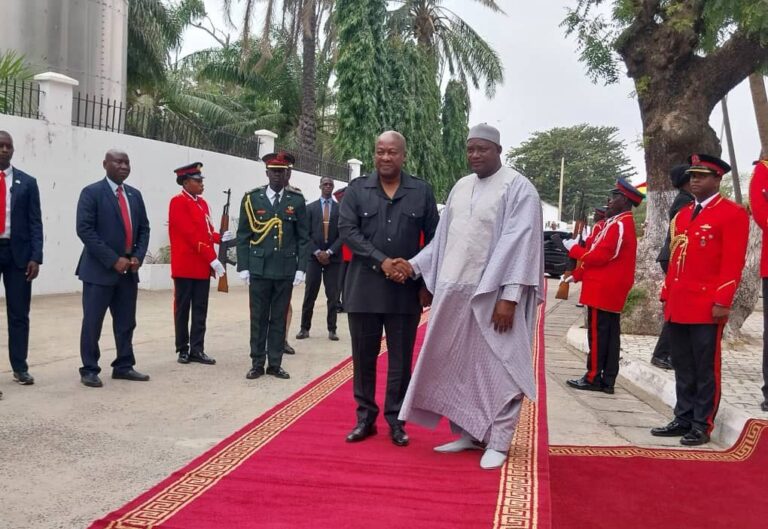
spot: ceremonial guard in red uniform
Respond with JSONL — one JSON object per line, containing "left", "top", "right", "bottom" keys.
{"left": 652, "top": 154, "right": 749, "bottom": 445}
{"left": 587, "top": 206, "right": 606, "bottom": 248}
{"left": 559, "top": 179, "right": 642, "bottom": 394}
{"left": 748, "top": 156, "right": 768, "bottom": 412}
{"left": 168, "top": 163, "right": 233, "bottom": 365}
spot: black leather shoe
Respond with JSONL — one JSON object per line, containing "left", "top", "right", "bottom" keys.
{"left": 680, "top": 429, "right": 710, "bottom": 446}
{"left": 0, "top": 389, "right": 3, "bottom": 399}
{"left": 178, "top": 351, "right": 191, "bottom": 364}
{"left": 81, "top": 373, "right": 103, "bottom": 388}
{"left": 651, "top": 356, "right": 673, "bottom": 370}
{"left": 296, "top": 329, "right": 309, "bottom": 339}
{"left": 651, "top": 419, "right": 691, "bottom": 437}
{"left": 328, "top": 331, "right": 339, "bottom": 341}
{"left": 266, "top": 366, "right": 290, "bottom": 379}
{"left": 112, "top": 369, "right": 150, "bottom": 382}
{"left": 390, "top": 425, "right": 410, "bottom": 447}
{"left": 566, "top": 376, "right": 604, "bottom": 392}
{"left": 13, "top": 371, "right": 34, "bottom": 385}
{"left": 284, "top": 342, "right": 296, "bottom": 355}
{"left": 189, "top": 352, "right": 216, "bottom": 365}
{"left": 601, "top": 385, "right": 615, "bottom": 395}
{"left": 761, "top": 400, "right": 768, "bottom": 412}
{"left": 346, "top": 422, "right": 377, "bottom": 442}
{"left": 246, "top": 367, "right": 265, "bottom": 379}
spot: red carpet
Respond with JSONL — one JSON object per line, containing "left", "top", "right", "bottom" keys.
{"left": 549, "top": 419, "right": 768, "bottom": 528}
{"left": 90, "top": 306, "right": 551, "bottom": 529}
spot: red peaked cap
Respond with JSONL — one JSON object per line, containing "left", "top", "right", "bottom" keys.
{"left": 262, "top": 151, "right": 295, "bottom": 169}
{"left": 611, "top": 177, "right": 644, "bottom": 206}
{"left": 174, "top": 162, "right": 203, "bottom": 185}
{"left": 687, "top": 154, "right": 731, "bottom": 177}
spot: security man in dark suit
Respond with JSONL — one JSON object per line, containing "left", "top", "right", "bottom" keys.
{"left": 651, "top": 164, "right": 694, "bottom": 370}
{"left": 296, "top": 176, "right": 342, "bottom": 341}
{"left": 339, "top": 131, "right": 439, "bottom": 447}
{"left": 75, "top": 149, "right": 151, "bottom": 388}
{"left": 0, "top": 131, "right": 43, "bottom": 395}
{"left": 237, "top": 152, "right": 309, "bottom": 380}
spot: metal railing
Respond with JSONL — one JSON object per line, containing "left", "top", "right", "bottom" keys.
{"left": 275, "top": 143, "right": 351, "bottom": 182}
{"left": 71, "top": 93, "right": 263, "bottom": 160}
{"left": 0, "top": 78, "right": 42, "bottom": 119}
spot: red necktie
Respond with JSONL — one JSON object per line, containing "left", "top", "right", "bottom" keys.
{"left": 116, "top": 185, "right": 133, "bottom": 253}
{"left": 0, "top": 171, "right": 6, "bottom": 233}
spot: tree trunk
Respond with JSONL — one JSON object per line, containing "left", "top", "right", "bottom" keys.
{"left": 298, "top": 0, "right": 317, "bottom": 158}
{"left": 749, "top": 73, "right": 768, "bottom": 155}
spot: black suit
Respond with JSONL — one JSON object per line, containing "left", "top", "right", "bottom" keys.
{"left": 75, "top": 178, "right": 150, "bottom": 375}
{"left": 300, "top": 197, "right": 342, "bottom": 333}
{"left": 653, "top": 189, "right": 695, "bottom": 362}
{"left": 0, "top": 167, "right": 43, "bottom": 374}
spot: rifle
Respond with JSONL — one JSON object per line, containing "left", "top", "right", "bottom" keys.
{"left": 217, "top": 189, "right": 236, "bottom": 293}
{"left": 555, "top": 192, "right": 587, "bottom": 300}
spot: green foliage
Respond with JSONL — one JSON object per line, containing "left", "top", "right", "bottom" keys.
{"left": 0, "top": 50, "right": 33, "bottom": 79}
{"left": 334, "top": 0, "right": 381, "bottom": 163}
{"left": 563, "top": 0, "right": 768, "bottom": 86}
{"left": 127, "top": 0, "right": 205, "bottom": 94}
{"left": 441, "top": 79, "right": 470, "bottom": 192}
{"left": 506, "top": 124, "right": 636, "bottom": 217}
{"left": 623, "top": 286, "right": 647, "bottom": 315}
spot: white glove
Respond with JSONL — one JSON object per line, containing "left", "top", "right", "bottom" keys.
{"left": 293, "top": 271, "right": 306, "bottom": 286}
{"left": 221, "top": 230, "right": 235, "bottom": 242}
{"left": 562, "top": 238, "right": 578, "bottom": 251}
{"left": 239, "top": 270, "right": 250, "bottom": 285}
{"left": 561, "top": 275, "right": 575, "bottom": 284}
{"left": 210, "top": 259, "right": 226, "bottom": 278}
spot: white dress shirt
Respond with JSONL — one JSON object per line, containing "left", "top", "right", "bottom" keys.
{"left": 0, "top": 165, "right": 13, "bottom": 239}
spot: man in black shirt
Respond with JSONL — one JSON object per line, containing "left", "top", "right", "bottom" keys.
{"left": 651, "top": 164, "right": 694, "bottom": 370}
{"left": 339, "top": 131, "right": 440, "bottom": 447}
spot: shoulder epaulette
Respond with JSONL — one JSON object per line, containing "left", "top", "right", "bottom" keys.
{"left": 286, "top": 185, "right": 303, "bottom": 195}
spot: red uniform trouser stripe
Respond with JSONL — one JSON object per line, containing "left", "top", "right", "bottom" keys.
{"left": 705, "top": 323, "right": 725, "bottom": 435}
{"left": 587, "top": 306, "right": 599, "bottom": 383}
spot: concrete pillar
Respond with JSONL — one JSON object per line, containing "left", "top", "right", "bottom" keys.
{"left": 254, "top": 130, "right": 278, "bottom": 157}
{"left": 33, "top": 72, "right": 79, "bottom": 125}
{"left": 348, "top": 158, "right": 363, "bottom": 180}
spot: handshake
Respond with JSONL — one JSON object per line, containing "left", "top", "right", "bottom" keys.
{"left": 381, "top": 257, "right": 414, "bottom": 284}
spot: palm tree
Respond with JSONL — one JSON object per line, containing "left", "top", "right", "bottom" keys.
{"left": 387, "top": 0, "right": 504, "bottom": 96}
{"left": 127, "top": 0, "right": 205, "bottom": 96}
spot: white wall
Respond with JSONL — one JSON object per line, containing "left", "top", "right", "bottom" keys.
{"left": 542, "top": 200, "right": 560, "bottom": 228}
{"left": 0, "top": 113, "right": 347, "bottom": 295}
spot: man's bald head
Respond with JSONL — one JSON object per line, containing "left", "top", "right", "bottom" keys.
{"left": 103, "top": 149, "right": 131, "bottom": 184}
{"left": 375, "top": 131, "right": 407, "bottom": 179}
{"left": 376, "top": 131, "right": 406, "bottom": 152}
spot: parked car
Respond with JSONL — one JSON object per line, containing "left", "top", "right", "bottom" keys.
{"left": 543, "top": 230, "right": 574, "bottom": 278}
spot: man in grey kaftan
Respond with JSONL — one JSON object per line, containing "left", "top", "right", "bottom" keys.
{"left": 397, "top": 123, "right": 544, "bottom": 469}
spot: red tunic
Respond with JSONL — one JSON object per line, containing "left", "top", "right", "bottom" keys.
{"left": 748, "top": 160, "right": 768, "bottom": 278}
{"left": 661, "top": 196, "right": 749, "bottom": 324}
{"left": 168, "top": 192, "right": 221, "bottom": 279}
{"left": 569, "top": 212, "right": 637, "bottom": 313}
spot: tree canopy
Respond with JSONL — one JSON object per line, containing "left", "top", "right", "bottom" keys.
{"left": 506, "top": 124, "right": 636, "bottom": 218}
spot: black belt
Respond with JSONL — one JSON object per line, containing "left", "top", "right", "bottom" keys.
{"left": 0, "top": 239, "right": 11, "bottom": 246}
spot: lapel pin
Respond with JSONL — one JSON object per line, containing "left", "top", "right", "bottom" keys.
{"left": 14, "top": 180, "right": 20, "bottom": 184}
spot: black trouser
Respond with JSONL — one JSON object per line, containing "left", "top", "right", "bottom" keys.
{"left": 652, "top": 322, "right": 673, "bottom": 363}
{"left": 585, "top": 306, "right": 621, "bottom": 387}
{"left": 337, "top": 261, "right": 348, "bottom": 308}
{"left": 300, "top": 258, "right": 339, "bottom": 332}
{"left": 173, "top": 278, "right": 210, "bottom": 355}
{"left": 761, "top": 278, "right": 768, "bottom": 401}
{"left": 249, "top": 277, "right": 293, "bottom": 369}
{"left": 348, "top": 312, "right": 420, "bottom": 428}
{"left": 79, "top": 276, "right": 137, "bottom": 375}
{"left": 669, "top": 322, "right": 723, "bottom": 434}
{"left": 652, "top": 260, "right": 672, "bottom": 362}
{"left": 0, "top": 244, "right": 31, "bottom": 373}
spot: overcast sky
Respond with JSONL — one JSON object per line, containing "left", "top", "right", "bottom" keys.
{"left": 181, "top": 0, "right": 762, "bottom": 186}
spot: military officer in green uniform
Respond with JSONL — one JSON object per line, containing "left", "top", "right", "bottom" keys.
{"left": 237, "top": 152, "right": 309, "bottom": 380}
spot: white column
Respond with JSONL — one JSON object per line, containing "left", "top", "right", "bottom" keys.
{"left": 33, "top": 72, "right": 79, "bottom": 126}
{"left": 347, "top": 158, "right": 363, "bottom": 180}
{"left": 254, "top": 129, "right": 278, "bottom": 157}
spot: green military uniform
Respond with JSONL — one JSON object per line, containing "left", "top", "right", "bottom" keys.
{"left": 237, "top": 183, "right": 309, "bottom": 371}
